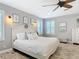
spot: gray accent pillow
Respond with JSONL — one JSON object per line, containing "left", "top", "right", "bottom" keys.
{"left": 25, "top": 32, "right": 28, "bottom": 40}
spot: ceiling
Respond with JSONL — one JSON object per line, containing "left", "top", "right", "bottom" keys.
{"left": 0, "top": 0, "right": 79, "bottom": 18}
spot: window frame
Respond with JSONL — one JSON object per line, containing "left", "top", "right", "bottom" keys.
{"left": 45, "top": 20, "right": 55, "bottom": 35}
{"left": 37, "top": 19, "right": 43, "bottom": 35}
{"left": 0, "top": 10, "right": 5, "bottom": 41}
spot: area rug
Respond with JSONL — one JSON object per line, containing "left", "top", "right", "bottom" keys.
{"left": 0, "top": 43, "right": 79, "bottom": 59}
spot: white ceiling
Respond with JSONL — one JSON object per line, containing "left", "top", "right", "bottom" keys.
{"left": 0, "top": 0, "right": 79, "bottom": 18}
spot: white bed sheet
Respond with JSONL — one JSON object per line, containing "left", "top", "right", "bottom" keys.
{"left": 13, "top": 37, "right": 59, "bottom": 58}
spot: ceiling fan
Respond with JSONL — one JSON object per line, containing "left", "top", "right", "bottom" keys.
{"left": 43, "top": 0, "right": 76, "bottom": 11}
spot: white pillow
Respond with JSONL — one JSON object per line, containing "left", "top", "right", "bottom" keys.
{"left": 27, "top": 33, "right": 38, "bottom": 40}
{"left": 16, "top": 32, "right": 28, "bottom": 40}
{"left": 30, "top": 32, "right": 38, "bottom": 37}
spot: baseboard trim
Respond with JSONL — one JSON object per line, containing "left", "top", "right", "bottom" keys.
{"left": 0, "top": 48, "right": 12, "bottom": 54}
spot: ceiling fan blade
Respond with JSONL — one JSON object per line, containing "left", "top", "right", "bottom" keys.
{"left": 65, "top": 0, "right": 76, "bottom": 3}
{"left": 63, "top": 4, "right": 73, "bottom": 8}
{"left": 53, "top": 6, "right": 59, "bottom": 11}
{"left": 64, "top": 8, "right": 71, "bottom": 11}
{"left": 42, "top": 4, "right": 57, "bottom": 7}
{"left": 58, "top": 0, "right": 60, "bottom": 2}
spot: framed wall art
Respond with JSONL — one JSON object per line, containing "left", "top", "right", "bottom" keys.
{"left": 12, "top": 14, "right": 19, "bottom": 23}
{"left": 23, "top": 16, "right": 28, "bottom": 24}
{"left": 59, "top": 22, "right": 67, "bottom": 32}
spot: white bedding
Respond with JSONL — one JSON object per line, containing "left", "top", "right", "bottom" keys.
{"left": 13, "top": 37, "right": 59, "bottom": 59}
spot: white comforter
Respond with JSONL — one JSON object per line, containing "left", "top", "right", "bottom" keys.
{"left": 13, "top": 37, "right": 59, "bottom": 56}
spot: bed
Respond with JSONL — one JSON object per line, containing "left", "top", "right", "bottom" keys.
{"left": 13, "top": 37, "right": 59, "bottom": 59}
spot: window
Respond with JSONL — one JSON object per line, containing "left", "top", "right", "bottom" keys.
{"left": 0, "top": 10, "right": 4, "bottom": 41}
{"left": 37, "top": 19, "right": 55, "bottom": 35}
{"left": 37, "top": 19, "right": 43, "bottom": 34}
{"left": 46, "top": 20, "right": 55, "bottom": 34}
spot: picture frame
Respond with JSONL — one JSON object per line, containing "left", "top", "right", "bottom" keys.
{"left": 28, "top": 18, "right": 33, "bottom": 25}
{"left": 23, "top": 16, "right": 28, "bottom": 24}
{"left": 12, "top": 14, "right": 19, "bottom": 23}
{"left": 59, "top": 22, "right": 67, "bottom": 32}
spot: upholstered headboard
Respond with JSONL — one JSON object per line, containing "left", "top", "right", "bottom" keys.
{"left": 12, "top": 24, "right": 27, "bottom": 41}
{"left": 12, "top": 23, "right": 36, "bottom": 41}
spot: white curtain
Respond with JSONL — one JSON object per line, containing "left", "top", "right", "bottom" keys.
{"left": 0, "top": 13, "right": 2, "bottom": 40}
{"left": 0, "top": 10, "right": 4, "bottom": 41}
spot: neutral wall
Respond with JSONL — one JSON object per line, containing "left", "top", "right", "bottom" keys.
{"left": 0, "top": 3, "right": 41, "bottom": 51}
{"left": 0, "top": 2, "right": 79, "bottom": 51}
{"left": 44, "top": 14, "right": 79, "bottom": 42}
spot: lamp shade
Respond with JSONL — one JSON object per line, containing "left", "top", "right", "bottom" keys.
{"left": 6, "top": 16, "right": 13, "bottom": 25}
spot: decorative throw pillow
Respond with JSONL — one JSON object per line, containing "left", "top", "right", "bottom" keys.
{"left": 32, "top": 33, "right": 38, "bottom": 37}
{"left": 16, "top": 32, "right": 25, "bottom": 40}
{"left": 27, "top": 32, "right": 38, "bottom": 40}
{"left": 16, "top": 32, "right": 28, "bottom": 40}
{"left": 25, "top": 32, "right": 28, "bottom": 40}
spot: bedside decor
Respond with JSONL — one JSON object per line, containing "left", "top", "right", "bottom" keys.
{"left": 12, "top": 14, "right": 19, "bottom": 23}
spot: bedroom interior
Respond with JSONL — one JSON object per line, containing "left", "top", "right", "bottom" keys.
{"left": 0, "top": 0, "right": 79, "bottom": 59}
